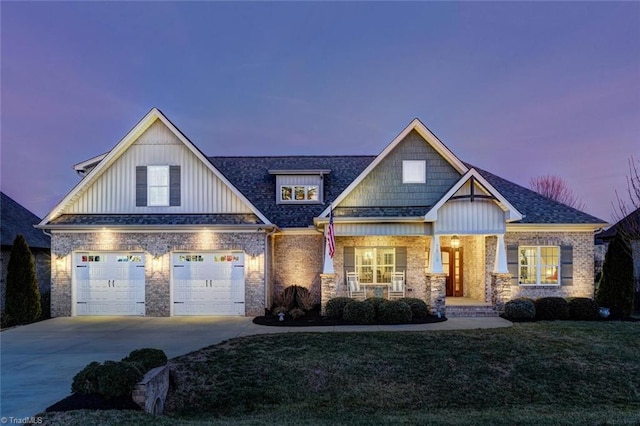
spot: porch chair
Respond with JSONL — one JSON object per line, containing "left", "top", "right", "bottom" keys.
{"left": 388, "top": 271, "right": 405, "bottom": 300}
{"left": 346, "top": 271, "right": 366, "bottom": 300}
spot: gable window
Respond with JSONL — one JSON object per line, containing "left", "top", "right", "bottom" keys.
{"left": 136, "top": 165, "right": 181, "bottom": 207}
{"left": 148, "top": 166, "right": 170, "bottom": 206}
{"left": 519, "top": 246, "right": 560, "bottom": 285}
{"left": 403, "top": 160, "right": 426, "bottom": 183}
{"left": 355, "top": 248, "right": 395, "bottom": 284}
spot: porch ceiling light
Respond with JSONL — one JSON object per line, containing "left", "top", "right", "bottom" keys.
{"left": 451, "top": 235, "right": 460, "bottom": 249}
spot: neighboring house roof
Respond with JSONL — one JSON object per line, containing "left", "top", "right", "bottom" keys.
{"left": 596, "top": 208, "right": 640, "bottom": 241}
{"left": 1, "top": 192, "right": 50, "bottom": 249}
{"left": 209, "top": 156, "right": 375, "bottom": 228}
{"left": 473, "top": 166, "right": 606, "bottom": 225}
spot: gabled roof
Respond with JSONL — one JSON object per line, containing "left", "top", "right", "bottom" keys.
{"left": 473, "top": 165, "right": 607, "bottom": 225}
{"left": 39, "top": 108, "right": 271, "bottom": 227}
{"left": 209, "top": 156, "right": 375, "bottom": 228}
{"left": 424, "top": 168, "right": 523, "bottom": 222}
{"left": 597, "top": 208, "right": 640, "bottom": 241}
{"left": 318, "top": 118, "right": 469, "bottom": 218}
{"left": 1, "top": 192, "right": 50, "bottom": 249}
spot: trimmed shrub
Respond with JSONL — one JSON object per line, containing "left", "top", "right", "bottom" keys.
{"left": 343, "top": 301, "right": 375, "bottom": 324}
{"left": 504, "top": 298, "right": 536, "bottom": 321}
{"left": 364, "top": 297, "right": 386, "bottom": 318}
{"left": 97, "top": 361, "right": 143, "bottom": 399}
{"left": 378, "top": 301, "right": 412, "bottom": 324}
{"left": 596, "top": 233, "right": 634, "bottom": 319}
{"left": 71, "top": 361, "right": 102, "bottom": 395}
{"left": 535, "top": 297, "right": 570, "bottom": 321}
{"left": 122, "top": 348, "right": 168, "bottom": 373}
{"left": 5, "top": 235, "right": 41, "bottom": 324}
{"left": 325, "top": 297, "right": 353, "bottom": 319}
{"left": 567, "top": 297, "right": 600, "bottom": 321}
{"left": 396, "top": 298, "right": 430, "bottom": 319}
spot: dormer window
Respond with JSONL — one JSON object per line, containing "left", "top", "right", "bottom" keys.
{"left": 270, "top": 169, "right": 329, "bottom": 204}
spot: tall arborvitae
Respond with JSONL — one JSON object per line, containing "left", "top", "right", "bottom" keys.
{"left": 596, "top": 233, "right": 634, "bottom": 319}
{"left": 5, "top": 234, "right": 41, "bottom": 323}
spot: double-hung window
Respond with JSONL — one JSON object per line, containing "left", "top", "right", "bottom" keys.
{"left": 519, "top": 246, "right": 560, "bottom": 285}
{"left": 355, "top": 248, "right": 395, "bottom": 284}
{"left": 147, "top": 165, "right": 169, "bottom": 206}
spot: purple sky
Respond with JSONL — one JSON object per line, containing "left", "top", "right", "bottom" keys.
{"left": 1, "top": 2, "right": 638, "bottom": 223}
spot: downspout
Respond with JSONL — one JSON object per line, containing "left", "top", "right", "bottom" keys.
{"left": 264, "top": 226, "right": 279, "bottom": 313}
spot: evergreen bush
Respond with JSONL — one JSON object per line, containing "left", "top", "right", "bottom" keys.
{"left": 567, "top": 297, "right": 600, "bottom": 321}
{"left": 122, "top": 348, "right": 168, "bottom": 373}
{"left": 5, "top": 235, "right": 41, "bottom": 324}
{"left": 596, "top": 233, "right": 634, "bottom": 319}
{"left": 364, "top": 297, "right": 386, "bottom": 318}
{"left": 343, "top": 300, "right": 375, "bottom": 324}
{"left": 503, "top": 298, "right": 536, "bottom": 321}
{"left": 378, "top": 301, "right": 412, "bottom": 324}
{"left": 325, "top": 297, "right": 353, "bottom": 319}
{"left": 534, "top": 297, "right": 570, "bottom": 321}
{"left": 71, "top": 361, "right": 102, "bottom": 395}
{"left": 396, "top": 298, "right": 430, "bottom": 319}
{"left": 97, "top": 361, "right": 144, "bottom": 399}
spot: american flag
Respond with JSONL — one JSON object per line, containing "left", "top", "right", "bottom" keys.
{"left": 327, "top": 208, "right": 336, "bottom": 259}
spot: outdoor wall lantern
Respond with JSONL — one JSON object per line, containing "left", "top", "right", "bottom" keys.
{"left": 451, "top": 235, "right": 460, "bottom": 249}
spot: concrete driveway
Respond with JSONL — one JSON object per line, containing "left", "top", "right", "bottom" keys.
{"left": 0, "top": 316, "right": 511, "bottom": 418}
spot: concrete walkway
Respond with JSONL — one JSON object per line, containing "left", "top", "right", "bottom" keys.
{"left": 0, "top": 316, "right": 511, "bottom": 418}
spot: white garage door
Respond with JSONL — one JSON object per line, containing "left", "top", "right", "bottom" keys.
{"left": 172, "top": 251, "right": 245, "bottom": 315}
{"left": 75, "top": 252, "right": 145, "bottom": 315}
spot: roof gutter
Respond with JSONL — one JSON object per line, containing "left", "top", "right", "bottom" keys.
{"left": 36, "top": 224, "right": 276, "bottom": 233}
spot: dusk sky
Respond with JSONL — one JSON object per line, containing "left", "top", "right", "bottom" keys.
{"left": 1, "top": 2, "right": 638, "bottom": 224}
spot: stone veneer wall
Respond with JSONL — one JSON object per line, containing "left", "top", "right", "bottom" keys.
{"left": 50, "top": 231, "right": 266, "bottom": 317}
{"left": 461, "top": 235, "right": 486, "bottom": 301}
{"left": 272, "top": 233, "right": 323, "bottom": 306}
{"left": 504, "top": 231, "right": 595, "bottom": 299}
{"left": 1, "top": 249, "right": 51, "bottom": 310}
{"left": 333, "top": 236, "right": 429, "bottom": 301}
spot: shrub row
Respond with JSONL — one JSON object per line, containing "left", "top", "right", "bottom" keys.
{"left": 504, "top": 297, "right": 600, "bottom": 321}
{"left": 72, "top": 348, "right": 167, "bottom": 399}
{"left": 326, "top": 297, "right": 430, "bottom": 324}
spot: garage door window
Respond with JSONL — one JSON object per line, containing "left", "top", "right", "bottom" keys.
{"left": 81, "top": 255, "right": 102, "bottom": 262}
{"left": 117, "top": 255, "right": 142, "bottom": 262}
{"left": 179, "top": 254, "right": 204, "bottom": 262}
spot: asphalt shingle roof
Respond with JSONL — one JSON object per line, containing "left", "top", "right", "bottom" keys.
{"left": 209, "top": 156, "right": 376, "bottom": 227}
{"left": 472, "top": 166, "right": 606, "bottom": 225}
{"left": 48, "top": 214, "right": 262, "bottom": 226}
{"left": 1, "top": 192, "right": 50, "bottom": 249}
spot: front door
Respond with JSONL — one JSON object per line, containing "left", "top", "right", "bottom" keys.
{"left": 441, "top": 247, "right": 463, "bottom": 297}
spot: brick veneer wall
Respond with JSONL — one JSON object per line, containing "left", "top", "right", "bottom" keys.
{"left": 272, "top": 233, "right": 323, "bottom": 306}
{"left": 333, "top": 236, "right": 429, "bottom": 301}
{"left": 50, "top": 231, "right": 266, "bottom": 317}
{"left": 504, "top": 231, "right": 595, "bottom": 299}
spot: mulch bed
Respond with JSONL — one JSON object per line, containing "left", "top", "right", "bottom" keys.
{"left": 46, "top": 393, "right": 142, "bottom": 412}
{"left": 253, "top": 312, "right": 447, "bottom": 327}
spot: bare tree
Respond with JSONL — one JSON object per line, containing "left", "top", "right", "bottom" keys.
{"left": 529, "top": 175, "right": 587, "bottom": 210}
{"left": 613, "top": 156, "right": 640, "bottom": 245}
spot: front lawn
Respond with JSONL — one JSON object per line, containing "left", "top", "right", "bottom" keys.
{"left": 41, "top": 322, "right": 640, "bottom": 425}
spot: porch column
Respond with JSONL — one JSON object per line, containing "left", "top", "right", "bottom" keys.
{"left": 429, "top": 234, "right": 443, "bottom": 274}
{"left": 322, "top": 224, "right": 334, "bottom": 274}
{"left": 493, "top": 234, "right": 508, "bottom": 274}
{"left": 320, "top": 273, "right": 337, "bottom": 315}
{"left": 425, "top": 273, "right": 447, "bottom": 317}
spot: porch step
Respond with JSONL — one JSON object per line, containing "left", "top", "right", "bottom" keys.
{"left": 445, "top": 305, "right": 499, "bottom": 318}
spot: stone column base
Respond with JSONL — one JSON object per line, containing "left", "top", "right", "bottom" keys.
{"left": 425, "top": 273, "right": 447, "bottom": 317}
{"left": 491, "top": 273, "right": 512, "bottom": 313}
{"left": 320, "top": 273, "right": 337, "bottom": 315}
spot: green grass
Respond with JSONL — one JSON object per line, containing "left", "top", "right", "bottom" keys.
{"left": 41, "top": 321, "right": 640, "bottom": 425}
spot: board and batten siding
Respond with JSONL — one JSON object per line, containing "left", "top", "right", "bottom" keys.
{"left": 434, "top": 199, "right": 506, "bottom": 235}
{"left": 66, "top": 120, "right": 253, "bottom": 214}
{"left": 339, "top": 130, "right": 461, "bottom": 208}
{"left": 335, "top": 222, "right": 432, "bottom": 236}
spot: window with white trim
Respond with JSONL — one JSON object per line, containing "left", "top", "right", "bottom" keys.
{"left": 280, "top": 185, "right": 319, "bottom": 202}
{"left": 519, "top": 246, "right": 560, "bottom": 285}
{"left": 147, "top": 165, "right": 169, "bottom": 206}
{"left": 402, "top": 160, "right": 426, "bottom": 183}
{"left": 355, "top": 247, "right": 395, "bottom": 284}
